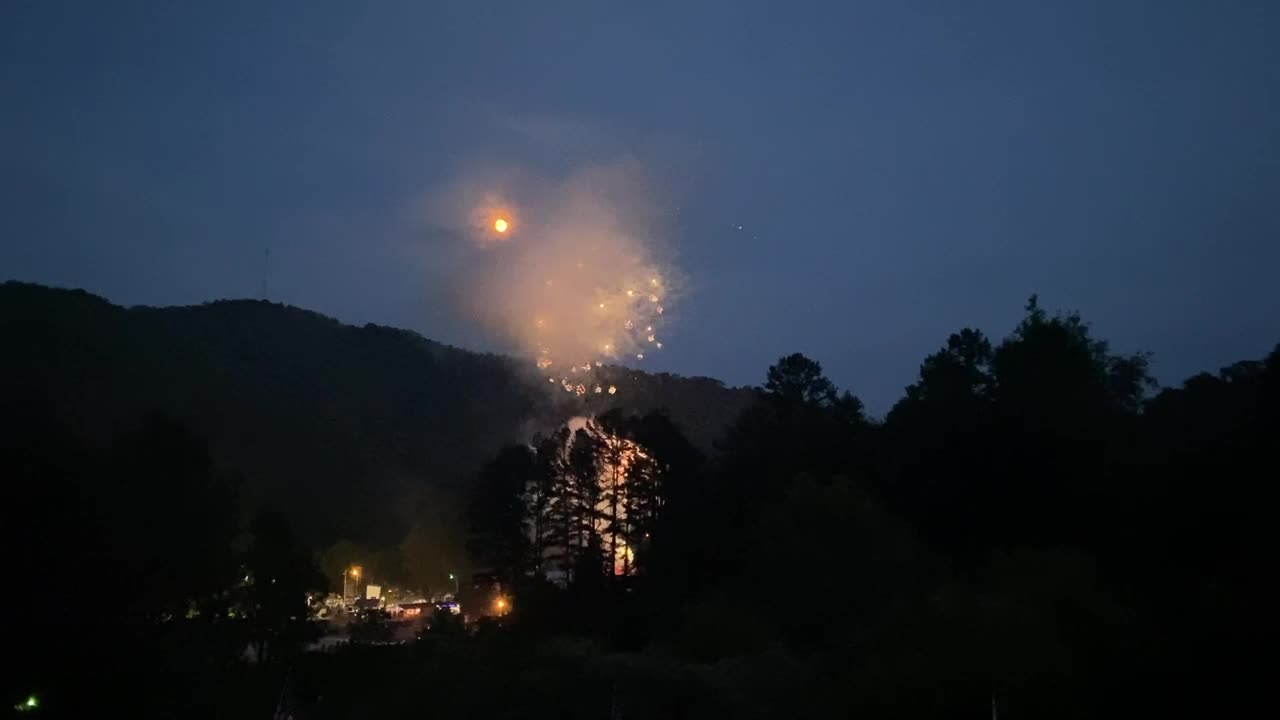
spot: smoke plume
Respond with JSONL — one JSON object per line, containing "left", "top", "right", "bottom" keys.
{"left": 425, "top": 160, "right": 680, "bottom": 395}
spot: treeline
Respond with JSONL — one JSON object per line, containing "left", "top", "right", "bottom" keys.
{"left": 4, "top": 289, "right": 1273, "bottom": 717}
{"left": 464, "top": 297, "right": 1276, "bottom": 717}
{"left": 468, "top": 410, "right": 701, "bottom": 588}
{"left": 0, "top": 282, "right": 754, "bottom": 545}
{"left": 1, "top": 412, "right": 326, "bottom": 716}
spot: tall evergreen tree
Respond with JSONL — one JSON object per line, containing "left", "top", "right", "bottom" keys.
{"left": 467, "top": 445, "right": 535, "bottom": 585}
{"left": 529, "top": 428, "right": 570, "bottom": 576}
{"left": 572, "top": 429, "right": 604, "bottom": 571}
{"left": 594, "top": 410, "right": 632, "bottom": 575}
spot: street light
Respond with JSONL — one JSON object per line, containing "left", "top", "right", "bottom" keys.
{"left": 345, "top": 565, "right": 362, "bottom": 603}
{"left": 448, "top": 572, "right": 458, "bottom": 596}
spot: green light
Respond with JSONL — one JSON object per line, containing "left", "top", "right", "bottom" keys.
{"left": 15, "top": 694, "right": 38, "bottom": 712}
{"left": 448, "top": 573, "right": 455, "bottom": 580}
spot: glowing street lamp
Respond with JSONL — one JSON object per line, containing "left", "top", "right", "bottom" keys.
{"left": 344, "top": 565, "right": 363, "bottom": 602}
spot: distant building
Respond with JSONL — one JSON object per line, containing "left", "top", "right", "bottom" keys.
{"left": 396, "top": 601, "right": 433, "bottom": 617}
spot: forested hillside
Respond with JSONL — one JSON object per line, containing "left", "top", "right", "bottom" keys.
{"left": 0, "top": 282, "right": 753, "bottom": 543}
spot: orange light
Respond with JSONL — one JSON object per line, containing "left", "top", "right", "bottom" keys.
{"left": 494, "top": 218, "right": 509, "bottom": 233}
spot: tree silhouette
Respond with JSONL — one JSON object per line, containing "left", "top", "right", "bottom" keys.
{"left": 2, "top": 411, "right": 251, "bottom": 714}
{"left": 594, "top": 409, "right": 632, "bottom": 575}
{"left": 107, "top": 413, "right": 241, "bottom": 622}
{"left": 626, "top": 410, "right": 703, "bottom": 570}
{"left": 765, "top": 352, "right": 840, "bottom": 407}
{"left": 242, "top": 507, "right": 326, "bottom": 663}
{"left": 467, "top": 445, "right": 535, "bottom": 586}
{"left": 536, "top": 427, "right": 575, "bottom": 580}
{"left": 10, "top": 283, "right": 1279, "bottom": 717}
{"left": 564, "top": 428, "right": 604, "bottom": 579}
{"left": 883, "top": 329, "right": 995, "bottom": 553}
{"left": 400, "top": 485, "right": 467, "bottom": 598}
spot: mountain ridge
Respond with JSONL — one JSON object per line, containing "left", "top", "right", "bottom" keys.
{"left": 1, "top": 281, "right": 756, "bottom": 543}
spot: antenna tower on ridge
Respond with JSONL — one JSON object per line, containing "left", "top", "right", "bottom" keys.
{"left": 260, "top": 248, "right": 271, "bottom": 300}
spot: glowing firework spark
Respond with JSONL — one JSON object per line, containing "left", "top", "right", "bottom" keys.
{"left": 431, "top": 162, "right": 678, "bottom": 396}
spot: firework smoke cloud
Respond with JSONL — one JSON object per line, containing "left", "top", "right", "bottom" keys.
{"left": 426, "top": 161, "right": 679, "bottom": 394}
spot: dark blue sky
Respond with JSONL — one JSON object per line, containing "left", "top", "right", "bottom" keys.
{"left": 4, "top": 1, "right": 1278, "bottom": 413}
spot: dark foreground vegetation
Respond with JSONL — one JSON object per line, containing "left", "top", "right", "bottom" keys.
{"left": 3, "top": 292, "right": 1274, "bottom": 717}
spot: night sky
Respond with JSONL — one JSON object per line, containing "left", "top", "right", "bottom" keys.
{"left": 4, "top": 1, "right": 1278, "bottom": 414}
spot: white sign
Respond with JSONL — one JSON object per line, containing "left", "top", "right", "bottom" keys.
{"left": 365, "top": 584, "right": 382, "bottom": 600}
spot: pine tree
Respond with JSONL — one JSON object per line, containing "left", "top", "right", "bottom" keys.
{"left": 594, "top": 410, "right": 631, "bottom": 576}
{"left": 565, "top": 427, "right": 603, "bottom": 579}
{"left": 466, "top": 445, "right": 534, "bottom": 586}
{"left": 530, "top": 428, "right": 569, "bottom": 577}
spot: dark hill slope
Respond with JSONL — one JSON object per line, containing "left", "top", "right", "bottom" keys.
{"left": 0, "top": 282, "right": 755, "bottom": 542}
